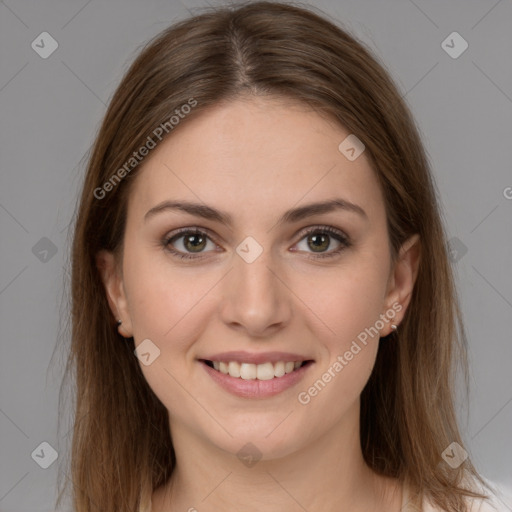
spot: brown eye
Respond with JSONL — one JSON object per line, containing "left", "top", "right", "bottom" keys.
{"left": 307, "top": 233, "right": 330, "bottom": 252}
{"left": 293, "top": 226, "right": 351, "bottom": 259}
{"left": 163, "top": 229, "right": 218, "bottom": 259}
{"left": 182, "top": 233, "right": 207, "bottom": 252}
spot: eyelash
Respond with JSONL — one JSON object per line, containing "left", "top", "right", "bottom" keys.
{"left": 162, "top": 226, "right": 351, "bottom": 261}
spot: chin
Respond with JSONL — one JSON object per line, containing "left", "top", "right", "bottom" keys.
{"left": 203, "top": 416, "right": 309, "bottom": 463}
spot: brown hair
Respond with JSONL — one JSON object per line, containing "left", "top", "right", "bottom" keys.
{"left": 58, "top": 2, "right": 492, "bottom": 511}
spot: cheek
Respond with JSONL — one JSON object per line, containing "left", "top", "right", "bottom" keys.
{"left": 293, "top": 258, "right": 389, "bottom": 348}
{"left": 122, "top": 252, "right": 219, "bottom": 418}
{"left": 295, "top": 278, "right": 383, "bottom": 424}
{"left": 291, "top": 259, "right": 387, "bottom": 408}
{"left": 123, "top": 247, "right": 218, "bottom": 349}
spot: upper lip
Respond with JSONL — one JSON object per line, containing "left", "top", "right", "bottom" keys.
{"left": 200, "top": 351, "right": 313, "bottom": 365}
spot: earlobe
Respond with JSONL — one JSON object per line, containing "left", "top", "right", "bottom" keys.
{"left": 95, "top": 250, "right": 133, "bottom": 337}
{"left": 382, "top": 234, "right": 421, "bottom": 335}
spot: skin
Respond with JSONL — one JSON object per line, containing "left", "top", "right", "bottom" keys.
{"left": 97, "top": 95, "right": 420, "bottom": 511}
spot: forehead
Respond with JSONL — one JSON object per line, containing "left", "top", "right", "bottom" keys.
{"left": 126, "top": 96, "right": 386, "bottom": 226}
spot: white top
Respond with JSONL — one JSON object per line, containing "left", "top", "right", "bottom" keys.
{"left": 146, "top": 482, "right": 509, "bottom": 511}
{"left": 402, "top": 482, "right": 508, "bottom": 511}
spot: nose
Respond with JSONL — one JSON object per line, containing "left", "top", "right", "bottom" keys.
{"left": 219, "top": 247, "right": 292, "bottom": 338}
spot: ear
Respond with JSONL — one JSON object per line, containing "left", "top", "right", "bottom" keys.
{"left": 380, "top": 234, "right": 421, "bottom": 336}
{"left": 95, "top": 249, "right": 133, "bottom": 337}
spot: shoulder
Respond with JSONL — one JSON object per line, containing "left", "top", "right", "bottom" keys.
{"left": 413, "top": 475, "right": 512, "bottom": 512}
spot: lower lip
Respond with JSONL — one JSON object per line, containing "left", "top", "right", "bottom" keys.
{"left": 200, "top": 361, "right": 314, "bottom": 399}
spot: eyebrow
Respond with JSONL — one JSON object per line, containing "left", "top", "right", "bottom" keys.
{"left": 144, "top": 198, "right": 368, "bottom": 226}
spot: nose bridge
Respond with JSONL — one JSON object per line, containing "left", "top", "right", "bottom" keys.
{"left": 220, "top": 242, "right": 291, "bottom": 335}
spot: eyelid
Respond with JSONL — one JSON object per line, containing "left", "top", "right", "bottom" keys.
{"left": 294, "top": 224, "right": 349, "bottom": 242}
{"left": 165, "top": 226, "right": 220, "bottom": 244}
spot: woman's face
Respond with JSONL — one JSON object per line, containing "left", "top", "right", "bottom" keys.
{"left": 99, "top": 96, "right": 418, "bottom": 461}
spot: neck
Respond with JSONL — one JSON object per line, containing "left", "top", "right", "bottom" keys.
{"left": 153, "top": 403, "right": 401, "bottom": 511}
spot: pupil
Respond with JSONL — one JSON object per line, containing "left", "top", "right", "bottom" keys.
{"left": 309, "top": 234, "right": 329, "bottom": 252}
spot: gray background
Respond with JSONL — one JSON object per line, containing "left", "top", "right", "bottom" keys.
{"left": 1, "top": 0, "right": 511, "bottom": 510}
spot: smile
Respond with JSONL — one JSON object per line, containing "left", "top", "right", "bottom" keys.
{"left": 199, "top": 358, "right": 314, "bottom": 399}
{"left": 204, "top": 360, "right": 311, "bottom": 380}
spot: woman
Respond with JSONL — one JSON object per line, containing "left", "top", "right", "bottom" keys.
{"left": 60, "top": 2, "right": 500, "bottom": 511}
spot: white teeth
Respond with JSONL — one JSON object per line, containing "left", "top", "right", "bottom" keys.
{"left": 228, "top": 361, "right": 241, "bottom": 378}
{"left": 274, "top": 361, "right": 285, "bottom": 378}
{"left": 239, "top": 363, "right": 256, "bottom": 380}
{"left": 256, "top": 362, "right": 275, "bottom": 381}
{"left": 209, "top": 360, "right": 305, "bottom": 379}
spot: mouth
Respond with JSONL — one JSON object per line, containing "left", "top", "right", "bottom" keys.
{"left": 200, "top": 359, "right": 314, "bottom": 380}
{"left": 198, "top": 357, "right": 315, "bottom": 399}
